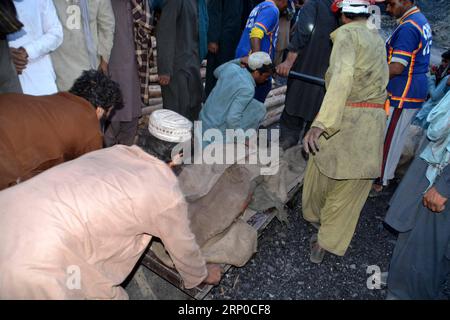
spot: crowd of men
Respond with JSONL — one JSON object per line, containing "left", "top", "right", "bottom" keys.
{"left": 0, "top": 0, "right": 449, "bottom": 300}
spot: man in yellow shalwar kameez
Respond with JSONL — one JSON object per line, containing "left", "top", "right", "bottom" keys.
{"left": 302, "top": 0, "right": 389, "bottom": 263}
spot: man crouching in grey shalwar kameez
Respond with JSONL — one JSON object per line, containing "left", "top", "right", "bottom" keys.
{"left": 156, "top": 0, "right": 203, "bottom": 121}
{"left": 385, "top": 91, "right": 450, "bottom": 300}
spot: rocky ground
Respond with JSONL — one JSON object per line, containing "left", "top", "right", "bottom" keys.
{"left": 207, "top": 184, "right": 398, "bottom": 300}
{"left": 125, "top": 179, "right": 449, "bottom": 300}
{"left": 207, "top": 183, "right": 449, "bottom": 300}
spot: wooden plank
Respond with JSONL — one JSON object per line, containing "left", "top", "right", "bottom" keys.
{"left": 141, "top": 248, "right": 207, "bottom": 299}
{"left": 141, "top": 209, "right": 279, "bottom": 299}
{"left": 247, "top": 210, "right": 276, "bottom": 234}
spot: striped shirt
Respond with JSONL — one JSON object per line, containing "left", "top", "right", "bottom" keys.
{"left": 386, "top": 7, "right": 432, "bottom": 109}
{"left": 235, "top": 1, "right": 279, "bottom": 60}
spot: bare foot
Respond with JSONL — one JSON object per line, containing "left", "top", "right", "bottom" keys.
{"left": 372, "top": 184, "right": 383, "bottom": 193}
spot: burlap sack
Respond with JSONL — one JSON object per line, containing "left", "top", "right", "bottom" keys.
{"left": 187, "top": 164, "right": 257, "bottom": 247}
{"left": 201, "top": 219, "right": 257, "bottom": 267}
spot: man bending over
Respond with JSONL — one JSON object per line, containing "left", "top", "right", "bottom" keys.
{"left": 0, "top": 70, "right": 121, "bottom": 190}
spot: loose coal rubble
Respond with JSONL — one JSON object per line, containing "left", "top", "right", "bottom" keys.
{"left": 208, "top": 184, "right": 449, "bottom": 300}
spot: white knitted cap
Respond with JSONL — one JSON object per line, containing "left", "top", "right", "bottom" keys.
{"left": 248, "top": 51, "right": 273, "bottom": 71}
{"left": 148, "top": 109, "right": 192, "bottom": 143}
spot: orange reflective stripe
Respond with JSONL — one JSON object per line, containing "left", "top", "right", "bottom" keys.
{"left": 403, "top": 19, "right": 424, "bottom": 35}
{"left": 388, "top": 47, "right": 394, "bottom": 64}
{"left": 390, "top": 96, "right": 426, "bottom": 103}
{"left": 255, "top": 22, "right": 269, "bottom": 34}
{"left": 384, "top": 99, "right": 390, "bottom": 116}
{"left": 398, "top": 42, "right": 422, "bottom": 108}
{"left": 392, "top": 50, "right": 413, "bottom": 57}
{"left": 400, "top": 8, "right": 420, "bottom": 23}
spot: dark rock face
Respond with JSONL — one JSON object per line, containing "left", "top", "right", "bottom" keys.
{"left": 417, "top": 0, "right": 449, "bottom": 47}
{"left": 383, "top": 1, "right": 448, "bottom": 47}
{"left": 379, "top": 1, "right": 448, "bottom": 59}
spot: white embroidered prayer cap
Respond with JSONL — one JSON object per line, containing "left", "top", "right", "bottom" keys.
{"left": 148, "top": 109, "right": 193, "bottom": 143}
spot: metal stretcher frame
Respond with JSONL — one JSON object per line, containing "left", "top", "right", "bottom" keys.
{"left": 141, "top": 175, "right": 304, "bottom": 300}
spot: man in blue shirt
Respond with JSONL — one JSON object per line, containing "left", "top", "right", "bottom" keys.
{"left": 373, "top": 0, "right": 432, "bottom": 193}
{"left": 431, "top": 49, "right": 450, "bottom": 86}
{"left": 236, "top": 0, "right": 289, "bottom": 103}
{"left": 199, "top": 52, "right": 274, "bottom": 148}
{"left": 414, "top": 51, "right": 450, "bottom": 128}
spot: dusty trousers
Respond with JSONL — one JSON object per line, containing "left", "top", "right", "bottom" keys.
{"left": 302, "top": 159, "right": 372, "bottom": 256}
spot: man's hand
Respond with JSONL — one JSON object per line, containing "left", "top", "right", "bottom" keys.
{"left": 208, "top": 42, "right": 219, "bottom": 54}
{"left": 203, "top": 264, "right": 222, "bottom": 285}
{"left": 302, "top": 127, "right": 324, "bottom": 155}
{"left": 240, "top": 56, "right": 249, "bottom": 67}
{"left": 98, "top": 56, "right": 108, "bottom": 74}
{"left": 158, "top": 75, "right": 171, "bottom": 86}
{"left": 430, "top": 64, "right": 438, "bottom": 75}
{"left": 423, "top": 187, "right": 447, "bottom": 213}
{"left": 276, "top": 60, "right": 293, "bottom": 77}
{"left": 10, "top": 47, "right": 28, "bottom": 75}
{"left": 276, "top": 51, "right": 298, "bottom": 77}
